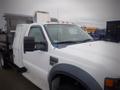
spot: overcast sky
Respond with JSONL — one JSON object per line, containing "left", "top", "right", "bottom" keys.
{"left": 0, "top": 0, "right": 120, "bottom": 28}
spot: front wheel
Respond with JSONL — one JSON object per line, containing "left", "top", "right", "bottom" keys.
{"left": 58, "top": 82, "right": 82, "bottom": 90}
{"left": 51, "top": 75, "right": 87, "bottom": 90}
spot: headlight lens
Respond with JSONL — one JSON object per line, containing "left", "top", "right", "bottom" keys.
{"left": 105, "top": 78, "right": 120, "bottom": 90}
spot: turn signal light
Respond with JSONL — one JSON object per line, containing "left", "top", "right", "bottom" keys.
{"left": 105, "top": 79, "right": 114, "bottom": 87}
{"left": 104, "top": 78, "right": 120, "bottom": 90}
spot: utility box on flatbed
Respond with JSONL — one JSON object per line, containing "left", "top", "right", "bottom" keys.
{"left": 34, "top": 11, "right": 50, "bottom": 23}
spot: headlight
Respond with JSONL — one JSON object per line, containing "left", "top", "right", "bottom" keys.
{"left": 104, "top": 78, "right": 120, "bottom": 90}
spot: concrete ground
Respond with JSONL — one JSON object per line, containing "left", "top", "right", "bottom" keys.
{"left": 0, "top": 69, "right": 41, "bottom": 90}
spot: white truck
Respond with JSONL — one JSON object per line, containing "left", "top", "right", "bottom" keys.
{"left": 0, "top": 13, "right": 120, "bottom": 90}
{"left": 8, "top": 23, "right": 120, "bottom": 90}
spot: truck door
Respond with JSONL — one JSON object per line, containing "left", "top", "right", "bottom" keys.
{"left": 23, "top": 26, "right": 49, "bottom": 89}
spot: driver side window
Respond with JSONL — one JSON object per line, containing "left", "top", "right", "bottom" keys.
{"left": 29, "top": 26, "right": 46, "bottom": 50}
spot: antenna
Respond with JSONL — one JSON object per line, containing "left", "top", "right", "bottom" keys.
{"left": 57, "top": 8, "right": 59, "bottom": 21}
{"left": 57, "top": 8, "right": 60, "bottom": 48}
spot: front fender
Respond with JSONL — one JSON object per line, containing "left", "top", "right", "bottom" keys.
{"left": 48, "top": 64, "right": 102, "bottom": 90}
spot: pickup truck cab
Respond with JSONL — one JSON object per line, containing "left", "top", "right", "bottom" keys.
{"left": 13, "top": 23, "right": 120, "bottom": 90}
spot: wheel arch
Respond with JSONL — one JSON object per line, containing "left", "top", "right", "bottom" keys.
{"left": 48, "top": 64, "right": 102, "bottom": 90}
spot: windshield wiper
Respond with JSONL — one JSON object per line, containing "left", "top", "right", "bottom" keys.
{"left": 54, "top": 41, "right": 79, "bottom": 44}
{"left": 54, "top": 39, "right": 92, "bottom": 44}
{"left": 80, "top": 39, "right": 93, "bottom": 43}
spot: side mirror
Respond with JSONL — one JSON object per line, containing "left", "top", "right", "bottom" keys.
{"left": 24, "top": 37, "right": 35, "bottom": 52}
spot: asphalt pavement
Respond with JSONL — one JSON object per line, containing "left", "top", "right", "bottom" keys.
{"left": 0, "top": 69, "right": 41, "bottom": 90}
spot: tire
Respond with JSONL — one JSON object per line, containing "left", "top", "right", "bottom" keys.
{"left": 58, "top": 82, "right": 83, "bottom": 90}
{"left": 0, "top": 53, "right": 4, "bottom": 70}
{"left": 51, "top": 76, "right": 86, "bottom": 90}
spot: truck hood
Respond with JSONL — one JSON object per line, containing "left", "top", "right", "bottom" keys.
{"left": 55, "top": 41, "right": 120, "bottom": 77}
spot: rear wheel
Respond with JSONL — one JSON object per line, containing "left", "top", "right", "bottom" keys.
{"left": 0, "top": 53, "right": 4, "bottom": 70}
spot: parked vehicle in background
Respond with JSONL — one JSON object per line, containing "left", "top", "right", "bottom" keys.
{"left": 89, "top": 29, "right": 106, "bottom": 40}
{"left": 81, "top": 26, "right": 106, "bottom": 41}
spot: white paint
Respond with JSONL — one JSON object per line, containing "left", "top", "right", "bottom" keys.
{"left": 13, "top": 24, "right": 30, "bottom": 67}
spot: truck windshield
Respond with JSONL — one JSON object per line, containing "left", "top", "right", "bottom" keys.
{"left": 44, "top": 24, "right": 93, "bottom": 45}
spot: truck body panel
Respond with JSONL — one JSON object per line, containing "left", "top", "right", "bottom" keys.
{"left": 13, "top": 24, "right": 29, "bottom": 67}
{"left": 51, "top": 41, "right": 120, "bottom": 88}
{"left": 13, "top": 23, "right": 51, "bottom": 90}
